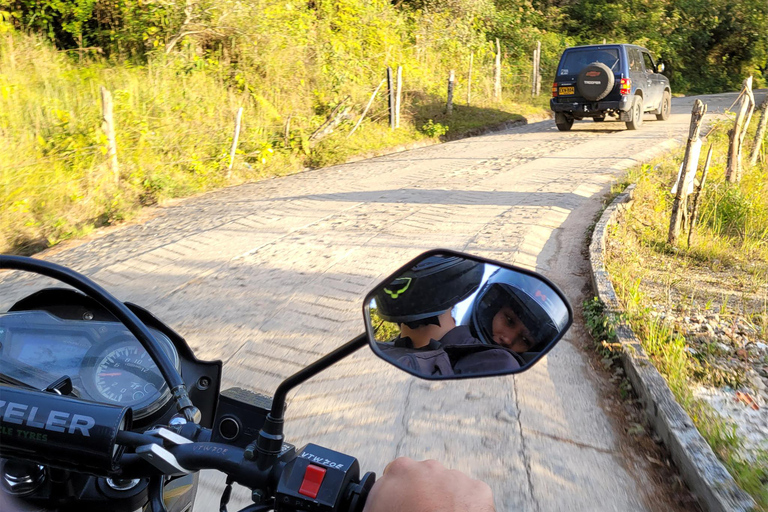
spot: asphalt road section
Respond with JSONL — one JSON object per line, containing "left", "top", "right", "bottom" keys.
{"left": 1, "top": 91, "right": 757, "bottom": 511}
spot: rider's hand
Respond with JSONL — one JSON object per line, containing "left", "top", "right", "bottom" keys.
{"left": 363, "top": 457, "right": 495, "bottom": 512}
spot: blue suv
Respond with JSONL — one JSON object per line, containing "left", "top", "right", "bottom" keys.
{"left": 550, "top": 44, "right": 671, "bottom": 131}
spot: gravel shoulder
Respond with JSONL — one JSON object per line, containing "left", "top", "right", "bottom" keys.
{"left": 606, "top": 222, "right": 768, "bottom": 462}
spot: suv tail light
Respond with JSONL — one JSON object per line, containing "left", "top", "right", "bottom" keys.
{"left": 620, "top": 78, "right": 631, "bottom": 95}
{"left": 552, "top": 82, "right": 558, "bottom": 97}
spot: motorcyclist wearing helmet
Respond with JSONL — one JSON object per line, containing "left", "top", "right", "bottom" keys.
{"left": 465, "top": 268, "right": 569, "bottom": 363}
{"left": 373, "top": 255, "right": 520, "bottom": 376}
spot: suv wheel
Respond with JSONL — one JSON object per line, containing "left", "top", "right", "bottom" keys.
{"left": 626, "top": 96, "right": 644, "bottom": 130}
{"left": 555, "top": 114, "right": 574, "bottom": 132}
{"left": 656, "top": 91, "right": 671, "bottom": 121}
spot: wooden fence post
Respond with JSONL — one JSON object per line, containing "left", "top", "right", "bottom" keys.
{"left": 536, "top": 48, "right": 542, "bottom": 97}
{"left": 387, "top": 67, "right": 395, "bottom": 129}
{"left": 227, "top": 107, "right": 243, "bottom": 176}
{"left": 446, "top": 70, "right": 455, "bottom": 115}
{"left": 668, "top": 99, "right": 707, "bottom": 245}
{"left": 348, "top": 79, "right": 385, "bottom": 138}
{"left": 738, "top": 80, "right": 756, "bottom": 159}
{"left": 749, "top": 94, "right": 768, "bottom": 165}
{"left": 395, "top": 66, "right": 402, "bottom": 129}
{"left": 531, "top": 45, "right": 537, "bottom": 97}
{"left": 726, "top": 77, "right": 754, "bottom": 182}
{"left": 283, "top": 115, "right": 292, "bottom": 147}
{"left": 313, "top": 106, "right": 350, "bottom": 141}
{"left": 494, "top": 39, "right": 501, "bottom": 101}
{"left": 467, "top": 52, "right": 473, "bottom": 106}
{"left": 100, "top": 86, "right": 119, "bottom": 186}
{"left": 687, "top": 144, "right": 713, "bottom": 247}
{"left": 533, "top": 41, "right": 541, "bottom": 97}
{"left": 310, "top": 97, "right": 350, "bottom": 141}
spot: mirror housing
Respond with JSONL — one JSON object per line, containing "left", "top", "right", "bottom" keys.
{"left": 364, "top": 250, "right": 573, "bottom": 380}
{"left": 657, "top": 62, "right": 665, "bottom": 73}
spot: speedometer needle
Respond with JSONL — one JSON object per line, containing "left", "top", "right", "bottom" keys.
{"left": 100, "top": 372, "right": 123, "bottom": 377}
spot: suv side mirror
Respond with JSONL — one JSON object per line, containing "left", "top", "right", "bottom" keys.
{"left": 657, "top": 62, "right": 665, "bottom": 73}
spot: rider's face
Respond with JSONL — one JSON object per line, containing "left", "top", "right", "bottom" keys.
{"left": 491, "top": 305, "right": 534, "bottom": 353}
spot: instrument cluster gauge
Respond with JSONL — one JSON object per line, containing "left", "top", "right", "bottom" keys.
{"left": 82, "top": 329, "right": 180, "bottom": 421}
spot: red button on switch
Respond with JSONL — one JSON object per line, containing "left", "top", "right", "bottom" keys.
{"left": 299, "top": 464, "right": 327, "bottom": 499}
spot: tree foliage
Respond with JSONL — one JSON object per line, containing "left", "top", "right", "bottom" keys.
{"left": 558, "top": 0, "right": 768, "bottom": 92}
{"left": 3, "top": 0, "right": 765, "bottom": 92}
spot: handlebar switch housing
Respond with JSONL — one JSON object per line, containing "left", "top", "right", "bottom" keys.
{"left": 275, "top": 444, "right": 361, "bottom": 512}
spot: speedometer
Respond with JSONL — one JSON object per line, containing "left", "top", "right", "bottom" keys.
{"left": 95, "top": 345, "right": 165, "bottom": 403}
{"left": 84, "top": 331, "right": 180, "bottom": 420}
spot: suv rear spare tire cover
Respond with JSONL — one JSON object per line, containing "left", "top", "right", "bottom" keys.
{"left": 577, "top": 62, "right": 615, "bottom": 101}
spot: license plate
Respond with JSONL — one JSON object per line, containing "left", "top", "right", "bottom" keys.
{"left": 559, "top": 86, "right": 575, "bottom": 95}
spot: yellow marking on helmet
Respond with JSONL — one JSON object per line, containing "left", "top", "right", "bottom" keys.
{"left": 383, "top": 277, "right": 412, "bottom": 299}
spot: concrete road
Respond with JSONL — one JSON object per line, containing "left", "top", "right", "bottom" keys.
{"left": 2, "top": 91, "right": 760, "bottom": 511}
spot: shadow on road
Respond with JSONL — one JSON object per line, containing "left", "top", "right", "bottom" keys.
{"left": 267, "top": 189, "right": 589, "bottom": 207}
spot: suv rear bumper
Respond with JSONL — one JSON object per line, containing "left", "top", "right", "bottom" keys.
{"left": 550, "top": 96, "right": 631, "bottom": 116}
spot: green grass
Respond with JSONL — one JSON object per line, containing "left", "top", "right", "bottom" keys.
{"left": 601, "top": 116, "right": 768, "bottom": 509}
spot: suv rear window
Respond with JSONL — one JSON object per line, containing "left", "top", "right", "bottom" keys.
{"left": 558, "top": 48, "right": 620, "bottom": 76}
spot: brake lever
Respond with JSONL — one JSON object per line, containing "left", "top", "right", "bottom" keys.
{"left": 135, "top": 427, "right": 193, "bottom": 475}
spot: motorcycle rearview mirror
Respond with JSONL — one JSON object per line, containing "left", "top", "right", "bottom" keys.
{"left": 364, "top": 250, "right": 573, "bottom": 379}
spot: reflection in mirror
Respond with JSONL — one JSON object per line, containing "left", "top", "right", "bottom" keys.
{"left": 366, "top": 253, "right": 572, "bottom": 379}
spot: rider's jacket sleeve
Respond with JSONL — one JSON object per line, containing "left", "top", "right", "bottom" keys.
{"left": 376, "top": 339, "right": 454, "bottom": 376}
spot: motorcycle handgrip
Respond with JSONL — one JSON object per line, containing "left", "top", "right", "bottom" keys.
{"left": 0, "top": 385, "right": 132, "bottom": 474}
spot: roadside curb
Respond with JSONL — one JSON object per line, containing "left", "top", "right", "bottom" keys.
{"left": 589, "top": 186, "right": 757, "bottom": 512}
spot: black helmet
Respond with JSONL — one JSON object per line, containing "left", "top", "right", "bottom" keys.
{"left": 466, "top": 268, "right": 568, "bottom": 351}
{"left": 375, "top": 256, "right": 484, "bottom": 327}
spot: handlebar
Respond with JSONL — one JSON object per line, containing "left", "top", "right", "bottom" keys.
{"left": 119, "top": 442, "right": 278, "bottom": 490}
{"left": 0, "top": 385, "right": 373, "bottom": 512}
{"left": 118, "top": 440, "right": 374, "bottom": 512}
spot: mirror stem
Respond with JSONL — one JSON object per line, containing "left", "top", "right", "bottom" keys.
{"left": 269, "top": 332, "right": 368, "bottom": 422}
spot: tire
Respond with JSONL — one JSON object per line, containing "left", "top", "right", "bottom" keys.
{"left": 626, "top": 96, "right": 644, "bottom": 130}
{"left": 593, "top": 116, "right": 606, "bottom": 122}
{"left": 555, "top": 112, "right": 574, "bottom": 131}
{"left": 577, "top": 62, "right": 615, "bottom": 101}
{"left": 656, "top": 90, "right": 671, "bottom": 121}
